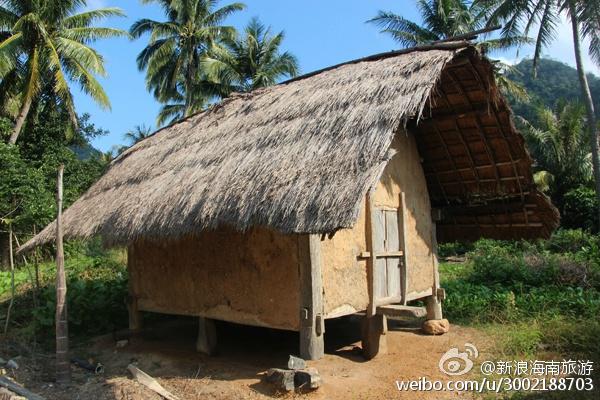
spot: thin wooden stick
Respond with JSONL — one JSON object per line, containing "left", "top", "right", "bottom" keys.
{"left": 55, "top": 164, "right": 71, "bottom": 384}
{"left": 3, "top": 224, "right": 15, "bottom": 335}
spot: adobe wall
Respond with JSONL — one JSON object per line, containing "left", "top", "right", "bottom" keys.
{"left": 129, "top": 227, "right": 302, "bottom": 330}
{"left": 322, "top": 130, "right": 436, "bottom": 317}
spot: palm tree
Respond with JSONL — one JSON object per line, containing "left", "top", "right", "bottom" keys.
{"left": 155, "top": 78, "right": 228, "bottom": 126}
{"left": 480, "top": 0, "right": 600, "bottom": 224}
{"left": 202, "top": 17, "right": 299, "bottom": 94}
{"left": 520, "top": 102, "right": 592, "bottom": 209}
{"left": 123, "top": 124, "right": 153, "bottom": 145}
{"left": 368, "top": 0, "right": 531, "bottom": 99}
{"left": 368, "top": 0, "right": 529, "bottom": 50}
{"left": 131, "top": 0, "right": 245, "bottom": 122}
{"left": 0, "top": 0, "right": 127, "bottom": 145}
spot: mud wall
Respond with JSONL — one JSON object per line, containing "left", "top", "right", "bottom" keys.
{"left": 321, "top": 131, "right": 435, "bottom": 317}
{"left": 129, "top": 227, "right": 301, "bottom": 330}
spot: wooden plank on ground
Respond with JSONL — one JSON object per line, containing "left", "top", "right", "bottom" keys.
{"left": 127, "top": 364, "right": 179, "bottom": 400}
{"left": 0, "top": 376, "right": 45, "bottom": 400}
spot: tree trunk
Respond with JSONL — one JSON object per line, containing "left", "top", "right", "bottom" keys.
{"left": 8, "top": 95, "right": 33, "bottom": 145}
{"left": 3, "top": 225, "right": 14, "bottom": 334}
{"left": 55, "top": 164, "right": 71, "bottom": 384}
{"left": 569, "top": 3, "right": 600, "bottom": 225}
{"left": 0, "top": 233, "right": 8, "bottom": 269}
{"left": 184, "top": 48, "right": 196, "bottom": 118}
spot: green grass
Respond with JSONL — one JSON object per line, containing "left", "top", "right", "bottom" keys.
{"left": 439, "top": 232, "right": 600, "bottom": 398}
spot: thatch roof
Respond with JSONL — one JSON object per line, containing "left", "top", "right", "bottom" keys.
{"left": 20, "top": 43, "right": 558, "bottom": 252}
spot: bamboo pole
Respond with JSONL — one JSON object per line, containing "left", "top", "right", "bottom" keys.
{"left": 55, "top": 164, "right": 71, "bottom": 384}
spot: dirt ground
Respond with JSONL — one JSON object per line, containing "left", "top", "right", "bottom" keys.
{"left": 1, "top": 316, "right": 493, "bottom": 399}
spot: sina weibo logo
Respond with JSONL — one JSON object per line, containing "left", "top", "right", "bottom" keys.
{"left": 438, "top": 343, "right": 479, "bottom": 376}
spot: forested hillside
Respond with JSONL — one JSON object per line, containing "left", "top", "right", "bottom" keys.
{"left": 507, "top": 58, "right": 600, "bottom": 121}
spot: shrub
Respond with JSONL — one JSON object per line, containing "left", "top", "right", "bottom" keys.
{"left": 562, "top": 186, "right": 599, "bottom": 233}
{"left": 545, "top": 229, "right": 600, "bottom": 254}
{"left": 438, "top": 241, "right": 474, "bottom": 258}
{"left": 464, "top": 236, "right": 598, "bottom": 289}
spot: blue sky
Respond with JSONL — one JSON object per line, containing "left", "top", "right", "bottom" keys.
{"left": 78, "top": 0, "right": 600, "bottom": 152}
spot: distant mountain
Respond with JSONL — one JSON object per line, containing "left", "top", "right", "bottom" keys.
{"left": 71, "top": 142, "right": 101, "bottom": 160}
{"left": 505, "top": 58, "right": 600, "bottom": 121}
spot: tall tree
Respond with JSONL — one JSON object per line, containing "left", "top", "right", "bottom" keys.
{"left": 368, "top": 0, "right": 528, "bottom": 50}
{"left": 131, "top": 0, "right": 245, "bottom": 122}
{"left": 520, "top": 102, "right": 592, "bottom": 204}
{"left": 202, "top": 17, "right": 299, "bottom": 94}
{"left": 368, "top": 0, "right": 531, "bottom": 99}
{"left": 480, "top": 0, "right": 600, "bottom": 225}
{"left": 0, "top": 0, "right": 127, "bottom": 145}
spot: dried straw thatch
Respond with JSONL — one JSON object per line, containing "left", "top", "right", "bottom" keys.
{"left": 20, "top": 43, "right": 558, "bottom": 252}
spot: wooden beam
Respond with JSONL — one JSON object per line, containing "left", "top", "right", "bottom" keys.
{"left": 432, "top": 26, "right": 501, "bottom": 44}
{"left": 299, "top": 234, "right": 324, "bottom": 360}
{"left": 377, "top": 305, "right": 427, "bottom": 319}
{"left": 436, "top": 175, "right": 527, "bottom": 186}
{"left": 424, "top": 160, "right": 523, "bottom": 177}
{"left": 442, "top": 222, "right": 544, "bottom": 228}
{"left": 442, "top": 202, "right": 535, "bottom": 217}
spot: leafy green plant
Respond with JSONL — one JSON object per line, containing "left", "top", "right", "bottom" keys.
{"left": 0, "top": 244, "right": 128, "bottom": 342}
{"left": 562, "top": 187, "right": 600, "bottom": 232}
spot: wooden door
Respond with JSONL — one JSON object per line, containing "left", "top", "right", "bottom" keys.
{"left": 372, "top": 207, "right": 404, "bottom": 304}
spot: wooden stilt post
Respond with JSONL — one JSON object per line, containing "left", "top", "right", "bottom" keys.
{"left": 299, "top": 234, "right": 325, "bottom": 360}
{"left": 55, "top": 164, "right": 71, "bottom": 384}
{"left": 362, "top": 313, "right": 388, "bottom": 360}
{"left": 425, "top": 295, "right": 443, "bottom": 320}
{"left": 126, "top": 246, "right": 143, "bottom": 332}
{"left": 362, "top": 192, "right": 388, "bottom": 359}
{"left": 426, "top": 209, "right": 444, "bottom": 321}
{"left": 196, "top": 317, "right": 217, "bottom": 355}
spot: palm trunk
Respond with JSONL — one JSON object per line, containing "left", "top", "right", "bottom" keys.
{"left": 55, "top": 164, "right": 71, "bottom": 384}
{"left": 184, "top": 48, "right": 196, "bottom": 118}
{"left": 569, "top": 3, "right": 600, "bottom": 225}
{"left": 9, "top": 95, "right": 33, "bottom": 145}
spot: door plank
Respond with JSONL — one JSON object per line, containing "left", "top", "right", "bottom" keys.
{"left": 385, "top": 210, "right": 401, "bottom": 298}
{"left": 373, "top": 209, "right": 387, "bottom": 299}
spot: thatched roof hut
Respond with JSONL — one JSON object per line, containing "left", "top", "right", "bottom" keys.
{"left": 20, "top": 43, "right": 558, "bottom": 252}
{"left": 18, "top": 43, "right": 560, "bottom": 361}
